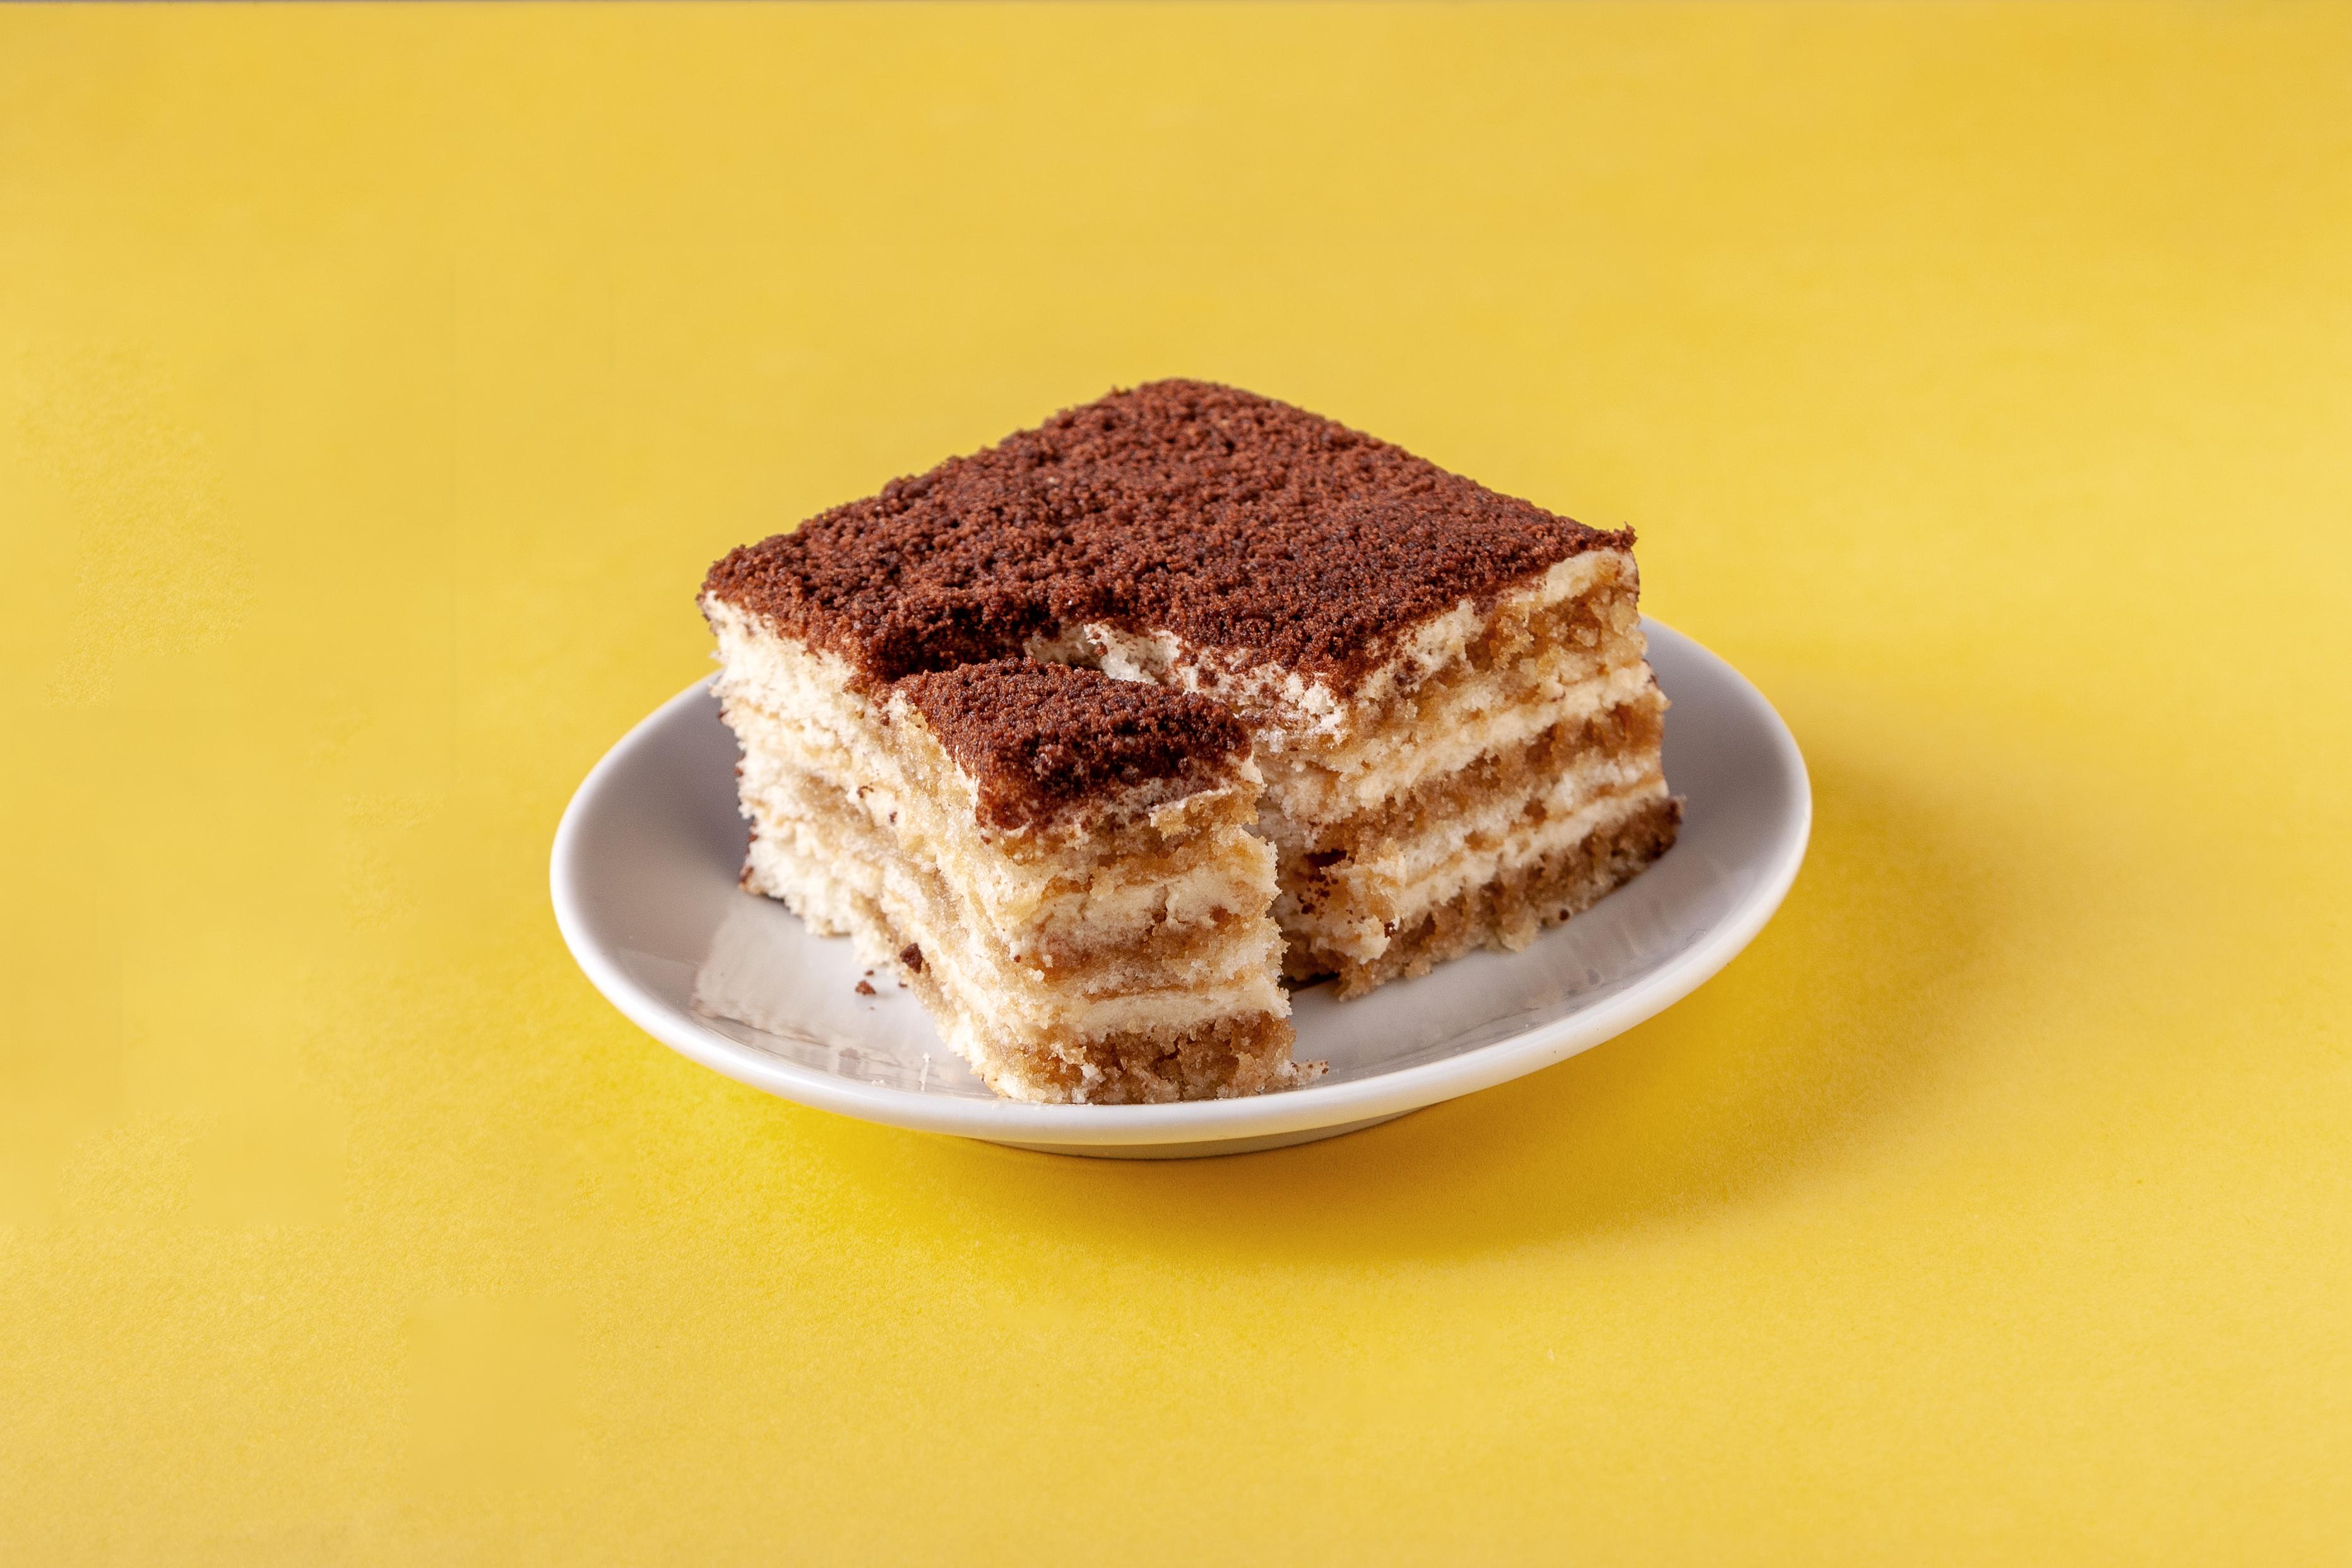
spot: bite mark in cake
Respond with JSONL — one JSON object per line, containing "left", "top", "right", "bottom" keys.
{"left": 702, "top": 379, "right": 1678, "bottom": 1099}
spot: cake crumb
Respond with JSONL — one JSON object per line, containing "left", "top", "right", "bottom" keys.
{"left": 853, "top": 980, "right": 875, "bottom": 996}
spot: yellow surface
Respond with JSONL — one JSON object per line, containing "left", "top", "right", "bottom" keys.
{"left": 4, "top": 3, "right": 2349, "bottom": 1561}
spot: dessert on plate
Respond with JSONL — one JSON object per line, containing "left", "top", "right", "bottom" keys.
{"left": 701, "top": 380, "right": 1677, "bottom": 1103}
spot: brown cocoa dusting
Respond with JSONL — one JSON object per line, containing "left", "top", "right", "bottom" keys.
{"left": 701, "top": 379, "right": 1627, "bottom": 692}
{"left": 894, "top": 658, "right": 1247, "bottom": 829}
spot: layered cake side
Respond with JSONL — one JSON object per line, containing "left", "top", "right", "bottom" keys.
{"left": 702, "top": 378, "right": 1678, "bottom": 1096}
{"left": 1234, "top": 549, "right": 1678, "bottom": 997}
{"left": 706, "top": 603, "right": 1304, "bottom": 1103}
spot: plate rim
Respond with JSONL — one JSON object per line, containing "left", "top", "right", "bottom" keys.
{"left": 550, "top": 621, "right": 1810, "bottom": 1148}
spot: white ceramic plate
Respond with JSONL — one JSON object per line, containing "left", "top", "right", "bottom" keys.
{"left": 551, "top": 622, "right": 1809, "bottom": 1158}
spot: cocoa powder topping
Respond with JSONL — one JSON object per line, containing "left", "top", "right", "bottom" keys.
{"left": 702, "top": 379, "right": 1627, "bottom": 690}
{"left": 894, "top": 659, "right": 1248, "bottom": 829}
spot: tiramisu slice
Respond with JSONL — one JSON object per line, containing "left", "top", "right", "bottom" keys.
{"left": 701, "top": 379, "right": 1677, "bottom": 1098}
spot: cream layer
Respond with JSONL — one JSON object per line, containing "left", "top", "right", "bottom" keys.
{"left": 741, "top": 752, "right": 1280, "bottom": 1000}
{"left": 1260, "top": 661, "right": 1658, "bottom": 825}
{"left": 1272, "top": 778, "right": 1670, "bottom": 964}
{"left": 746, "top": 802, "right": 1288, "bottom": 1041}
{"left": 710, "top": 600, "right": 1276, "bottom": 958}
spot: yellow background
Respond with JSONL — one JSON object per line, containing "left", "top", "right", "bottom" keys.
{"left": 4, "top": 3, "right": 2349, "bottom": 1561}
